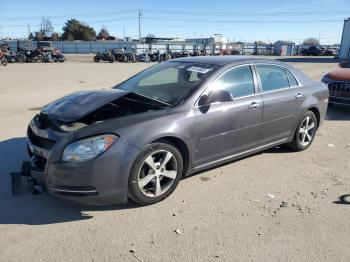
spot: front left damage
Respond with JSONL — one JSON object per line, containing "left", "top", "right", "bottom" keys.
{"left": 11, "top": 89, "right": 169, "bottom": 205}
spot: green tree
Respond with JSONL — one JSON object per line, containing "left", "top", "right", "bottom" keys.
{"left": 34, "top": 31, "right": 44, "bottom": 41}
{"left": 97, "top": 26, "right": 109, "bottom": 40}
{"left": 51, "top": 32, "right": 60, "bottom": 41}
{"left": 62, "top": 19, "right": 96, "bottom": 41}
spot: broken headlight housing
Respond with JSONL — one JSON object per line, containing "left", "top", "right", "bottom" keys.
{"left": 62, "top": 134, "right": 118, "bottom": 161}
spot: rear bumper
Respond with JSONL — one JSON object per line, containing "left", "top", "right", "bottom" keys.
{"left": 26, "top": 116, "right": 140, "bottom": 205}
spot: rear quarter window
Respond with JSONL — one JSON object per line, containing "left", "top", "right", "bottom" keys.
{"left": 286, "top": 69, "right": 299, "bottom": 87}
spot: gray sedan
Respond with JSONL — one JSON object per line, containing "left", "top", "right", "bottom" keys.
{"left": 24, "top": 56, "right": 328, "bottom": 205}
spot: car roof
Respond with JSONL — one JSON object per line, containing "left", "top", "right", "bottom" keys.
{"left": 171, "top": 55, "right": 287, "bottom": 67}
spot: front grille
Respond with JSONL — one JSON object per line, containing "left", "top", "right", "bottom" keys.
{"left": 27, "top": 126, "right": 55, "bottom": 150}
{"left": 36, "top": 113, "right": 62, "bottom": 132}
{"left": 328, "top": 81, "right": 350, "bottom": 100}
{"left": 31, "top": 153, "right": 47, "bottom": 171}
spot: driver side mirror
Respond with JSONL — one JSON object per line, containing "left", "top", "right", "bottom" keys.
{"left": 197, "top": 89, "right": 233, "bottom": 114}
{"left": 198, "top": 89, "right": 233, "bottom": 107}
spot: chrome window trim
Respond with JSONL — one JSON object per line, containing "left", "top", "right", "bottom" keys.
{"left": 194, "top": 63, "right": 258, "bottom": 108}
{"left": 254, "top": 63, "right": 303, "bottom": 94}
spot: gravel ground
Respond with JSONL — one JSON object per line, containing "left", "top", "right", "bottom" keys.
{"left": 0, "top": 56, "right": 349, "bottom": 262}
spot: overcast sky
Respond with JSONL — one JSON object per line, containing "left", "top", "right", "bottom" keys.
{"left": 0, "top": 0, "right": 348, "bottom": 44}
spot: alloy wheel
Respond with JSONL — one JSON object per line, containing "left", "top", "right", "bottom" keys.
{"left": 137, "top": 150, "right": 178, "bottom": 198}
{"left": 298, "top": 116, "right": 315, "bottom": 146}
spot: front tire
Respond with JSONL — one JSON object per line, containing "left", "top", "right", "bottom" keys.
{"left": 287, "top": 111, "right": 318, "bottom": 151}
{"left": 128, "top": 142, "right": 183, "bottom": 205}
{"left": 1, "top": 57, "right": 7, "bottom": 66}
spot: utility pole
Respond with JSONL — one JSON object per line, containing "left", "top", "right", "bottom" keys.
{"left": 318, "top": 31, "right": 322, "bottom": 45}
{"left": 27, "top": 24, "right": 31, "bottom": 38}
{"left": 138, "top": 9, "right": 142, "bottom": 41}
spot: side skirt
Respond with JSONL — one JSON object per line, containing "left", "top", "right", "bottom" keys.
{"left": 186, "top": 138, "right": 288, "bottom": 175}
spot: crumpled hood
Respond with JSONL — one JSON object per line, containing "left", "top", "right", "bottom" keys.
{"left": 42, "top": 89, "right": 129, "bottom": 122}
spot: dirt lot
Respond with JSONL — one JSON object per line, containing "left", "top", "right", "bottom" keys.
{"left": 0, "top": 56, "right": 349, "bottom": 262}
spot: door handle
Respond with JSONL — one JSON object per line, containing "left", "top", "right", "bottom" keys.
{"left": 295, "top": 93, "right": 303, "bottom": 99}
{"left": 249, "top": 102, "right": 260, "bottom": 109}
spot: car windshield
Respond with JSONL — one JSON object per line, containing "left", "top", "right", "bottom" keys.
{"left": 115, "top": 61, "right": 217, "bottom": 105}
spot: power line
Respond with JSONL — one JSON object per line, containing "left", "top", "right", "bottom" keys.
{"left": 0, "top": 9, "right": 138, "bottom": 21}
{"left": 142, "top": 9, "right": 350, "bottom": 17}
{"left": 0, "top": 8, "right": 347, "bottom": 22}
{"left": 143, "top": 17, "right": 343, "bottom": 24}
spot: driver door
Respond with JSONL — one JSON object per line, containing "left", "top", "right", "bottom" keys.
{"left": 192, "top": 65, "right": 263, "bottom": 166}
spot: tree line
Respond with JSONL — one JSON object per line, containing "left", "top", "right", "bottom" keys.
{"left": 31, "top": 18, "right": 114, "bottom": 41}
{"left": 31, "top": 17, "right": 322, "bottom": 45}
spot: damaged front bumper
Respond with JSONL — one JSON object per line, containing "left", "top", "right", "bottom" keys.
{"left": 14, "top": 114, "right": 140, "bottom": 205}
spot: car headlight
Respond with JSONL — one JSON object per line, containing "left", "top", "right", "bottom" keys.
{"left": 62, "top": 134, "right": 118, "bottom": 162}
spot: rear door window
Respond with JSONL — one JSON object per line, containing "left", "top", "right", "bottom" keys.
{"left": 256, "top": 64, "right": 290, "bottom": 92}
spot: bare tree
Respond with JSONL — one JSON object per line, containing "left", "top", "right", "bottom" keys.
{"left": 39, "top": 17, "right": 54, "bottom": 37}
{"left": 303, "top": 37, "right": 320, "bottom": 46}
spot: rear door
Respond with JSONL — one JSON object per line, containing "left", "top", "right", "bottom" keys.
{"left": 254, "top": 64, "right": 304, "bottom": 145}
{"left": 193, "top": 64, "right": 263, "bottom": 166}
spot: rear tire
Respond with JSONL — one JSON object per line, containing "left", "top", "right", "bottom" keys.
{"left": 94, "top": 56, "right": 100, "bottom": 62}
{"left": 1, "top": 57, "right": 7, "bottom": 66}
{"left": 287, "top": 111, "right": 318, "bottom": 151}
{"left": 128, "top": 142, "right": 183, "bottom": 205}
{"left": 17, "top": 55, "right": 25, "bottom": 63}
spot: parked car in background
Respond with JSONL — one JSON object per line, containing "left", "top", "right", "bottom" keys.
{"left": 301, "top": 46, "right": 323, "bottom": 56}
{"left": 20, "top": 56, "right": 328, "bottom": 206}
{"left": 322, "top": 68, "right": 350, "bottom": 106}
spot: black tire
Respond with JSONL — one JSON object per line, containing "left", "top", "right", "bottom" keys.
{"left": 287, "top": 111, "right": 318, "bottom": 151}
{"left": 128, "top": 142, "right": 183, "bottom": 205}
{"left": 1, "top": 57, "right": 7, "bottom": 66}
{"left": 131, "top": 54, "right": 137, "bottom": 63}
{"left": 94, "top": 56, "right": 100, "bottom": 62}
{"left": 108, "top": 56, "right": 115, "bottom": 63}
{"left": 17, "top": 55, "right": 25, "bottom": 63}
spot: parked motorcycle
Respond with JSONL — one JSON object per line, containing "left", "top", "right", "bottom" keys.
{"left": 148, "top": 49, "right": 166, "bottom": 62}
{"left": 4, "top": 49, "right": 25, "bottom": 63}
{"left": 52, "top": 49, "right": 65, "bottom": 62}
{"left": 42, "top": 51, "right": 54, "bottom": 63}
{"left": 22, "top": 49, "right": 43, "bottom": 63}
{"left": 136, "top": 50, "right": 151, "bottom": 63}
{"left": 112, "top": 48, "right": 136, "bottom": 63}
{"left": 0, "top": 50, "right": 8, "bottom": 66}
{"left": 94, "top": 50, "right": 115, "bottom": 63}
{"left": 159, "top": 51, "right": 172, "bottom": 62}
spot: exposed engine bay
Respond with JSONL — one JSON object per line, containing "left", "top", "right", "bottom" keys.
{"left": 39, "top": 91, "right": 167, "bottom": 132}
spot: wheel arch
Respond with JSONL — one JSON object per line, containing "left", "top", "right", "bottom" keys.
{"left": 151, "top": 136, "right": 190, "bottom": 177}
{"left": 307, "top": 106, "right": 321, "bottom": 129}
